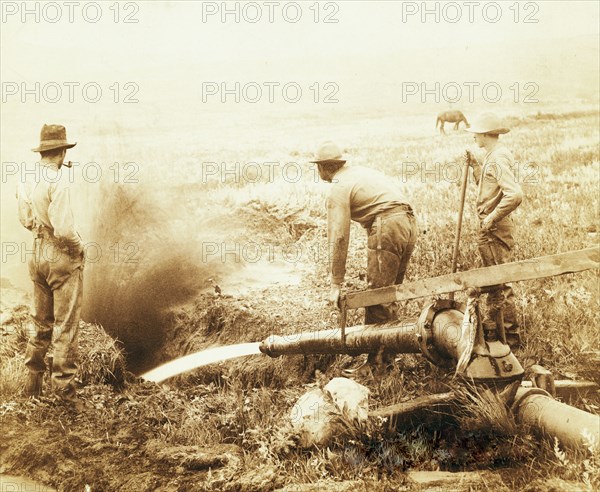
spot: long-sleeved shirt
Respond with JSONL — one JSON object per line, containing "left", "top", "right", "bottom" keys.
{"left": 473, "top": 145, "right": 523, "bottom": 223}
{"left": 17, "top": 161, "right": 83, "bottom": 249}
{"left": 326, "top": 165, "right": 410, "bottom": 284}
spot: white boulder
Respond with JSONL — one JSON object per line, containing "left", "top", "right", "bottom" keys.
{"left": 289, "top": 377, "right": 370, "bottom": 447}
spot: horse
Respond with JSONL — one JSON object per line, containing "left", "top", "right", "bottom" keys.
{"left": 436, "top": 110, "right": 469, "bottom": 135}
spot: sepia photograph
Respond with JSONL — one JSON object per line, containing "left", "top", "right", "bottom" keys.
{"left": 1, "top": 1, "right": 599, "bottom": 490}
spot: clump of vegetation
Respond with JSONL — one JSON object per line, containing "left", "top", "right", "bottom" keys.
{"left": 78, "top": 322, "right": 129, "bottom": 388}
{"left": 0, "top": 306, "right": 32, "bottom": 399}
{"left": 550, "top": 432, "right": 600, "bottom": 491}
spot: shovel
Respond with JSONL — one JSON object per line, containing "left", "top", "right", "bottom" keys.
{"left": 448, "top": 151, "right": 471, "bottom": 301}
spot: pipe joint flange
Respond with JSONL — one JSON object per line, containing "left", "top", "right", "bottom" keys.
{"left": 417, "top": 299, "right": 466, "bottom": 368}
{"left": 510, "top": 387, "right": 553, "bottom": 422}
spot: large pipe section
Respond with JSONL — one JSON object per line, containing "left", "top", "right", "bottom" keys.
{"left": 260, "top": 301, "right": 524, "bottom": 386}
{"left": 512, "top": 387, "right": 600, "bottom": 450}
{"left": 260, "top": 298, "right": 599, "bottom": 453}
{"left": 260, "top": 320, "right": 422, "bottom": 357}
{"left": 259, "top": 306, "right": 470, "bottom": 359}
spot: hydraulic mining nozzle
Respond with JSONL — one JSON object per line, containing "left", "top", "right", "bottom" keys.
{"left": 260, "top": 298, "right": 524, "bottom": 388}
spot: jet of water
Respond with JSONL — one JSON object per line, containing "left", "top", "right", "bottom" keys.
{"left": 140, "top": 342, "right": 262, "bottom": 383}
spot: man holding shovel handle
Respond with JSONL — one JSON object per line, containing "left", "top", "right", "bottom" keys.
{"left": 464, "top": 113, "right": 524, "bottom": 348}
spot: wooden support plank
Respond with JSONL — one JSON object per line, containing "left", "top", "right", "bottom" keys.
{"left": 347, "top": 247, "right": 599, "bottom": 309}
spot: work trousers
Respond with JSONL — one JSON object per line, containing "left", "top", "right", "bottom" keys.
{"left": 477, "top": 216, "right": 519, "bottom": 334}
{"left": 365, "top": 209, "right": 418, "bottom": 325}
{"left": 24, "top": 235, "right": 84, "bottom": 391}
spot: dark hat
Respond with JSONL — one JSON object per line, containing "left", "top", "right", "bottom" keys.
{"left": 32, "top": 124, "right": 77, "bottom": 152}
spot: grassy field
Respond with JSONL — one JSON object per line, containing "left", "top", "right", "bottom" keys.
{"left": 1, "top": 108, "right": 599, "bottom": 491}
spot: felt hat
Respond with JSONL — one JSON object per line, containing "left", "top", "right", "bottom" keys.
{"left": 465, "top": 113, "right": 510, "bottom": 135}
{"left": 310, "top": 141, "right": 346, "bottom": 164}
{"left": 32, "top": 124, "right": 77, "bottom": 152}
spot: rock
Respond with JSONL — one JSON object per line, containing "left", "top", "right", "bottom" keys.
{"left": 289, "top": 377, "right": 369, "bottom": 448}
{"left": 290, "top": 388, "right": 338, "bottom": 447}
{"left": 324, "top": 377, "right": 369, "bottom": 422}
{"left": 408, "top": 470, "right": 508, "bottom": 491}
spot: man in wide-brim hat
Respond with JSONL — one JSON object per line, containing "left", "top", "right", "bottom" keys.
{"left": 30, "top": 123, "right": 77, "bottom": 153}
{"left": 311, "top": 140, "right": 418, "bottom": 370}
{"left": 17, "top": 124, "right": 84, "bottom": 401}
{"left": 466, "top": 113, "right": 523, "bottom": 347}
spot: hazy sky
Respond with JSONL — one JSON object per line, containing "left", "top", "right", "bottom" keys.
{"left": 1, "top": 1, "right": 598, "bottom": 138}
{"left": 2, "top": 1, "right": 598, "bottom": 81}
{"left": 1, "top": 1, "right": 598, "bottom": 172}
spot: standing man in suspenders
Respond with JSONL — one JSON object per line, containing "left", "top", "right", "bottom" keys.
{"left": 17, "top": 124, "right": 85, "bottom": 399}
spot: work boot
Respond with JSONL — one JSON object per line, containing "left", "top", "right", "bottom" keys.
{"left": 54, "top": 384, "right": 84, "bottom": 411}
{"left": 23, "top": 372, "right": 43, "bottom": 398}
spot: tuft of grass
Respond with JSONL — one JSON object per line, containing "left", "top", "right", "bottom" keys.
{"left": 78, "top": 322, "right": 129, "bottom": 388}
{"left": 0, "top": 308, "right": 31, "bottom": 399}
{"left": 551, "top": 433, "right": 600, "bottom": 491}
{"left": 0, "top": 354, "right": 27, "bottom": 399}
{"left": 454, "top": 383, "right": 519, "bottom": 436}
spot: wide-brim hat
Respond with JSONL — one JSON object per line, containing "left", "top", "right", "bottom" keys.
{"left": 465, "top": 113, "right": 510, "bottom": 135}
{"left": 309, "top": 140, "right": 346, "bottom": 164}
{"left": 32, "top": 124, "right": 77, "bottom": 152}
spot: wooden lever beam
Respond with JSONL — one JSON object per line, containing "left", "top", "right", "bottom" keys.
{"left": 346, "top": 247, "right": 599, "bottom": 309}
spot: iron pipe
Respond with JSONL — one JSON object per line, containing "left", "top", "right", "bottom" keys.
{"left": 260, "top": 320, "right": 421, "bottom": 357}
{"left": 513, "top": 387, "right": 600, "bottom": 450}
{"left": 259, "top": 308, "right": 467, "bottom": 359}
{"left": 429, "top": 309, "right": 464, "bottom": 360}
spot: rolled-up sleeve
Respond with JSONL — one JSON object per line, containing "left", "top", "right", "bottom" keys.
{"left": 489, "top": 154, "right": 523, "bottom": 222}
{"left": 327, "top": 184, "right": 352, "bottom": 284}
{"left": 16, "top": 182, "right": 34, "bottom": 230}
